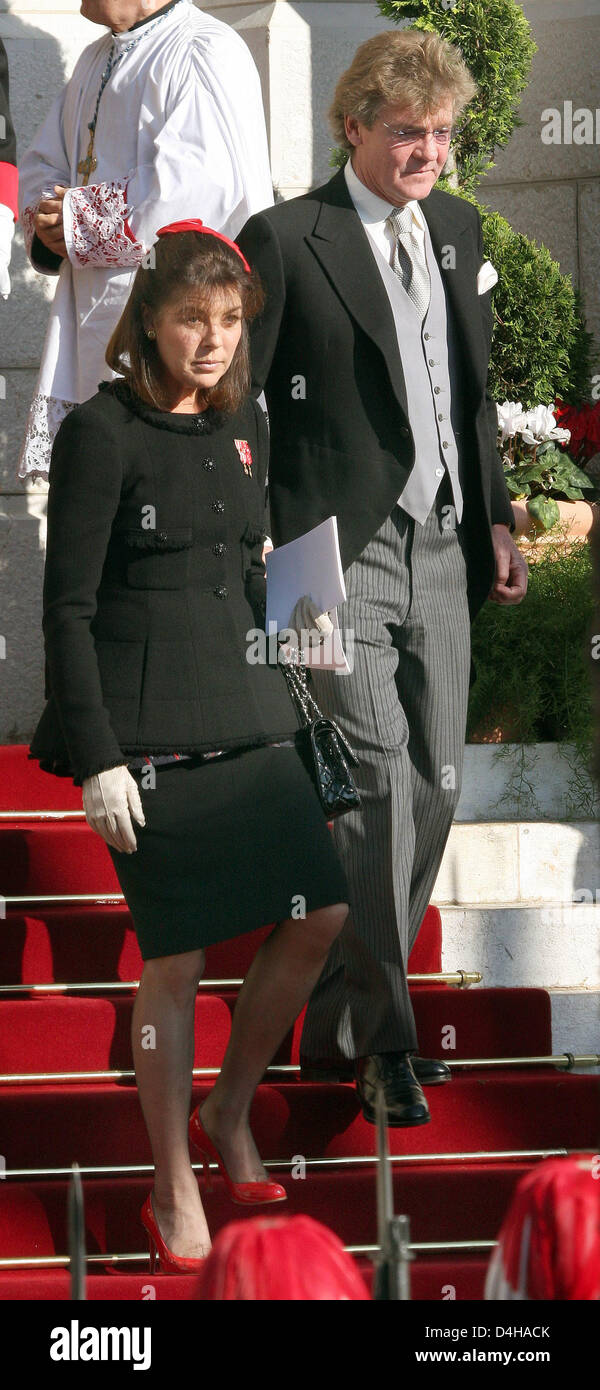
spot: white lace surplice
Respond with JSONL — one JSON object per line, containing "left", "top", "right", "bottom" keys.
{"left": 18, "top": 0, "right": 274, "bottom": 480}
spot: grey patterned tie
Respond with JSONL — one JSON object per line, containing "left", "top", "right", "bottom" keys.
{"left": 386, "top": 204, "right": 430, "bottom": 320}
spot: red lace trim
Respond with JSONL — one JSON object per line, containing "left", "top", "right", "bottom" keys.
{"left": 66, "top": 179, "right": 145, "bottom": 267}
{"left": 21, "top": 201, "right": 40, "bottom": 259}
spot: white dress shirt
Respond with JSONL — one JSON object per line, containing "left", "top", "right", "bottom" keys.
{"left": 343, "top": 155, "right": 427, "bottom": 266}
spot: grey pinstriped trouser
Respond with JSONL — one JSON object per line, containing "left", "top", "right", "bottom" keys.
{"left": 301, "top": 472, "right": 472, "bottom": 1060}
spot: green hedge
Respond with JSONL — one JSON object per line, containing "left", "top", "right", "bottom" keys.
{"left": 462, "top": 194, "right": 594, "bottom": 406}
{"left": 468, "top": 538, "right": 595, "bottom": 755}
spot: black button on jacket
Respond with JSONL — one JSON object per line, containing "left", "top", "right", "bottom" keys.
{"left": 29, "top": 380, "right": 301, "bottom": 785}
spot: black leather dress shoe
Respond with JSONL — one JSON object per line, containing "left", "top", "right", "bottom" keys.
{"left": 299, "top": 1054, "right": 451, "bottom": 1086}
{"left": 354, "top": 1052, "right": 431, "bottom": 1127}
{"left": 411, "top": 1055, "right": 451, "bottom": 1086}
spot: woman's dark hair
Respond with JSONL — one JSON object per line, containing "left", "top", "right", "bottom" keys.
{"left": 105, "top": 231, "right": 265, "bottom": 414}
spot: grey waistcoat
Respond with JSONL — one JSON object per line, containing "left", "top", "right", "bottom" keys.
{"left": 369, "top": 218, "right": 465, "bottom": 525}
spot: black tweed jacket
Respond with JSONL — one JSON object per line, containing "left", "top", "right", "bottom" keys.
{"left": 29, "top": 380, "right": 301, "bottom": 785}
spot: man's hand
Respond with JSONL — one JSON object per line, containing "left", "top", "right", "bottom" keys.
{"left": 82, "top": 764, "right": 146, "bottom": 854}
{"left": 34, "top": 183, "right": 68, "bottom": 259}
{"left": 488, "top": 524, "right": 528, "bottom": 605}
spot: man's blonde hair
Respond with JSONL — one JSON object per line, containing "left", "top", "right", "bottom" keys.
{"left": 329, "top": 29, "right": 477, "bottom": 150}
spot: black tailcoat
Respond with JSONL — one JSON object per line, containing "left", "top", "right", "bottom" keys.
{"left": 236, "top": 165, "right": 514, "bottom": 625}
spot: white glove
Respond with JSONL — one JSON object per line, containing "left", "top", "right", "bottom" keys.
{"left": 82, "top": 764, "right": 146, "bottom": 854}
{"left": 0, "top": 204, "right": 15, "bottom": 299}
{"left": 286, "top": 594, "right": 334, "bottom": 647}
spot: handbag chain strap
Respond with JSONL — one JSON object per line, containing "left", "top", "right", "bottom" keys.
{"left": 280, "top": 654, "right": 322, "bottom": 726}
{"left": 280, "top": 649, "right": 360, "bottom": 770}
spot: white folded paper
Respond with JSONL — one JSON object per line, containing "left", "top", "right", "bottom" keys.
{"left": 265, "top": 516, "right": 350, "bottom": 671}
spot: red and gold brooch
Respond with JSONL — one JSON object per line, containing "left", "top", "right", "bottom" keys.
{"left": 234, "top": 439, "right": 253, "bottom": 476}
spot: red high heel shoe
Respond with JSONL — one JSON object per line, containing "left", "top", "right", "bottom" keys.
{"left": 140, "top": 1192, "right": 209, "bottom": 1274}
{"left": 189, "top": 1106, "right": 287, "bottom": 1205}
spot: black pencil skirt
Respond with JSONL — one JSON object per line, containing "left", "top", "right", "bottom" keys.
{"left": 106, "top": 742, "right": 350, "bottom": 959}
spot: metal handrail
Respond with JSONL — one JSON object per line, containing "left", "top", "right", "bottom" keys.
{"left": 5, "top": 894, "right": 125, "bottom": 904}
{"left": 0, "top": 1237, "right": 499, "bottom": 1270}
{"left": 0, "top": 1148, "right": 585, "bottom": 1180}
{"left": 0, "top": 971, "right": 482, "bottom": 993}
{"left": 374, "top": 1082, "right": 412, "bottom": 1299}
{"left": 0, "top": 1054, "right": 597, "bottom": 1085}
{"left": 0, "top": 811, "right": 86, "bottom": 820}
{"left": 68, "top": 1164, "right": 86, "bottom": 1301}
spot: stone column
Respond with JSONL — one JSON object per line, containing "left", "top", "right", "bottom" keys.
{"left": 0, "top": 1, "right": 96, "bottom": 744}
{"left": 205, "top": 0, "right": 396, "bottom": 197}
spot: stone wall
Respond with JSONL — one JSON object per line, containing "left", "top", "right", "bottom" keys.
{"left": 479, "top": 0, "right": 600, "bottom": 364}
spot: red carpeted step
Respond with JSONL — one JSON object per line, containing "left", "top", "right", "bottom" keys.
{"left": 0, "top": 812, "right": 440, "bottom": 975}
{"left": 2, "top": 1073, "right": 598, "bottom": 1167}
{"left": 0, "top": 746, "right": 82, "bottom": 812}
{"left": 1, "top": 904, "right": 442, "bottom": 983}
{"left": 0, "top": 988, "right": 552, "bottom": 1073}
{"left": 281, "top": 985, "right": 551, "bottom": 1066}
{"left": 0, "top": 744, "right": 574, "bottom": 1307}
{"left": 0, "top": 1164, "right": 532, "bottom": 1256}
{"left": 0, "top": 908, "right": 143, "bottom": 987}
{"left": 404, "top": 985, "right": 552, "bottom": 1060}
{"left": 0, "top": 1257, "right": 489, "bottom": 1300}
{"left": 0, "top": 994, "right": 235, "bottom": 1074}
{"left": 404, "top": 906, "right": 441, "bottom": 974}
{"left": 0, "top": 1269, "right": 201, "bottom": 1299}
{"left": 211, "top": 905, "right": 439, "bottom": 976}
{"left": 0, "top": 823, "right": 120, "bottom": 896}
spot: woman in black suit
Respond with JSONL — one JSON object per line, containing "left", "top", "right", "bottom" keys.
{"left": 29, "top": 220, "right": 349, "bottom": 1272}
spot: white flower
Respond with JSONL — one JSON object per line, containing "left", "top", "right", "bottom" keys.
{"left": 497, "top": 401, "right": 526, "bottom": 442}
{"left": 524, "top": 405, "right": 554, "bottom": 439}
{"left": 520, "top": 405, "right": 571, "bottom": 446}
{"left": 496, "top": 401, "right": 571, "bottom": 448}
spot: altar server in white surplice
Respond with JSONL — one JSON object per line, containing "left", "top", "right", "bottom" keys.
{"left": 17, "top": 0, "right": 273, "bottom": 480}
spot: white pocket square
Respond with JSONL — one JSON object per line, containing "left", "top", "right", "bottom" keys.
{"left": 477, "top": 260, "right": 498, "bottom": 294}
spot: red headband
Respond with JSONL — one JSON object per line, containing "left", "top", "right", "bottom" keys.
{"left": 154, "top": 219, "right": 251, "bottom": 273}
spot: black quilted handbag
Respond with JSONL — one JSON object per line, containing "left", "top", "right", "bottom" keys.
{"left": 280, "top": 654, "right": 361, "bottom": 819}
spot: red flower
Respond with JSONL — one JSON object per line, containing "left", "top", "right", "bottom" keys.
{"left": 555, "top": 400, "right": 600, "bottom": 460}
